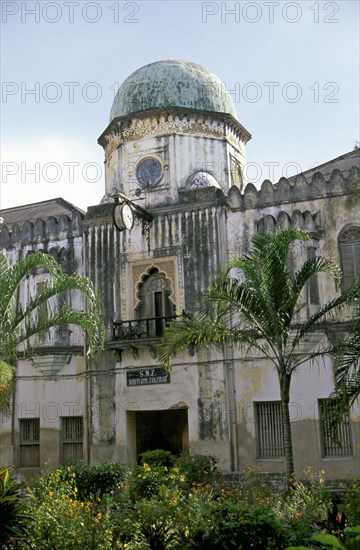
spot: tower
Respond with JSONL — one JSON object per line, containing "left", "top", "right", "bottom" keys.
{"left": 85, "top": 60, "right": 251, "bottom": 466}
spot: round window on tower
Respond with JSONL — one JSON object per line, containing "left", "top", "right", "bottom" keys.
{"left": 136, "top": 157, "right": 163, "bottom": 187}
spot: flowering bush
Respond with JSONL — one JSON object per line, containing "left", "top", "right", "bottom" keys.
{"left": 175, "top": 452, "right": 220, "bottom": 487}
{"left": 273, "top": 467, "right": 331, "bottom": 546}
{"left": 59, "top": 461, "right": 128, "bottom": 500}
{"left": 21, "top": 468, "right": 114, "bottom": 549}
{"left": 138, "top": 449, "right": 176, "bottom": 467}
{"left": 343, "top": 477, "right": 360, "bottom": 526}
{"left": 5, "top": 460, "right": 360, "bottom": 549}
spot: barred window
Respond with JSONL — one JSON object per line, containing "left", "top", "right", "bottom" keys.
{"left": 61, "top": 417, "right": 83, "bottom": 465}
{"left": 20, "top": 418, "right": 40, "bottom": 467}
{"left": 319, "top": 399, "right": 353, "bottom": 457}
{"left": 255, "top": 401, "right": 285, "bottom": 458}
{"left": 307, "top": 247, "right": 319, "bottom": 304}
{"left": 339, "top": 226, "right": 360, "bottom": 292}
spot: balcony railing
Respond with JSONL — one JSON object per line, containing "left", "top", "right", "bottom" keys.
{"left": 112, "top": 316, "right": 177, "bottom": 341}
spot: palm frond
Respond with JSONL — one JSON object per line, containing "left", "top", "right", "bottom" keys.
{"left": 0, "top": 361, "right": 14, "bottom": 415}
{"left": 332, "top": 298, "right": 360, "bottom": 411}
{"left": 0, "top": 251, "right": 105, "bottom": 383}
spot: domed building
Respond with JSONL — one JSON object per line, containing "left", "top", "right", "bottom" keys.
{"left": 0, "top": 60, "right": 359, "bottom": 481}
{"left": 99, "top": 60, "right": 250, "bottom": 209}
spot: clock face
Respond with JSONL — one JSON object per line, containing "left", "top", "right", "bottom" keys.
{"left": 136, "top": 157, "right": 162, "bottom": 186}
{"left": 122, "top": 203, "right": 134, "bottom": 230}
{"left": 113, "top": 203, "right": 134, "bottom": 231}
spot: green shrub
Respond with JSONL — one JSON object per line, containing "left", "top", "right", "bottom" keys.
{"left": 127, "top": 463, "right": 170, "bottom": 502}
{"left": 343, "top": 477, "right": 360, "bottom": 526}
{"left": 0, "top": 466, "right": 30, "bottom": 547}
{"left": 59, "top": 461, "right": 128, "bottom": 500}
{"left": 138, "top": 449, "right": 175, "bottom": 467}
{"left": 120, "top": 485, "right": 189, "bottom": 549}
{"left": 239, "top": 465, "right": 280, "bottom": 504}
{"left": 21, "top": 468, "right": 114, "bottom": 549}
{"left": 175, "top": 453, "right": 220, "bottom": 487}
{"left": 273, "top": 467, "right": 332, "bottom": 547}
{"left": 189, "top": 499, "right": 286, "bottom": 549}
{"left": 10, "top": 459, "right": 357, "bottom": 549}
{"left": 286, "top": 525, "right": 360, "bottom": 550}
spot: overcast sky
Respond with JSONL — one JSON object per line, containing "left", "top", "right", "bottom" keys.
{"left": 1, "top": 0, "right": 359, "bottom": 211}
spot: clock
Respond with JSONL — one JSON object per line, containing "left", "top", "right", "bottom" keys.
{"left": 136, "top": 157, "right": 162, "bottom": 186}
{"left": 113, "top": 203, "right": 134, "bottom": 231}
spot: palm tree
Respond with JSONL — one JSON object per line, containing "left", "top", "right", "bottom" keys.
{"left": 157, "top": 229, "right": 359, "bottom": 479}
{"left": 0, "top": 251, "right": 105, "bottom": 411}
{"left": 330, "top": 302, "right": 360, "bottom": 431}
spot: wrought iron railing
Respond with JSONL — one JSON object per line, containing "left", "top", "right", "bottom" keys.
{"left": 112, "top": 316, "right": 177, "bottom": 341}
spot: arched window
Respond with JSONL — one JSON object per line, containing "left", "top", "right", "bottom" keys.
{"left": 136, "top": 268, "right": 175, "bottom": 337}
{"left": 339, "top": 226, "right": 360, "bottom": 292}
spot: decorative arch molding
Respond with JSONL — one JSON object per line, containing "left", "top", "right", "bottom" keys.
{"left": 131, "top": 257, "right": 179, "bottom": 312}
{"left": 135, "top": 266, "right": 176, "bottom": 312}
{"left": 256, "top": 209, "right": 323, "bottom": 236}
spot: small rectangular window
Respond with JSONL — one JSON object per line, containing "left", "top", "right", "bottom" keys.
{"left": 319, "top": 399, "right": 353, "bottom": 457}
{"left": 255, "top": 401, "right": 285, "bottom": 458}
{"left": 20, "top": 418, "right": 40, "bottom": 467}
{"left": 287, "top": 249, "right": 295, "bottom": 277}
{"left": 307, "top": 247, "right": 319, "bottom": 304}
{"left": 61, "top": 417, "right": 83, "bottom": 465}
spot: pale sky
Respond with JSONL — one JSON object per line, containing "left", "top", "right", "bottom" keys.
{"left": 1, "top": 0, "right": 359, "bottom": 211}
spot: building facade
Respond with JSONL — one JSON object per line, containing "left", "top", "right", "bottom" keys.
{"left": 1, "top": 60, "right": 359, "bottom": 480}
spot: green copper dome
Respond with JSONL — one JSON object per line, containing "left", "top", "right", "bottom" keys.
{"left": 109, "top": 60, "right": 237, "bottom": 121}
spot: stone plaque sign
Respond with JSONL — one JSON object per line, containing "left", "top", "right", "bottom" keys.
{"left": 127, "top": 367, "right": 170, "bottom": 387}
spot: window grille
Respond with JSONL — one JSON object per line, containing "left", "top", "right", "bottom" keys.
{"left": 61, "top": 417, "right": 83, "bottom": 464}
{"left": 20, "top": 418, "right": 40, "bottom": 467}
{"left": 287, "top": 249, "right": 295, "bottom": 277}
{"left": 319, "top": 399, "right": 353, "bottom": 457}
{"left": 307, "top": 247, "right": 319, "bottom": 304}
{"left": 255, "top": 401, "right": 285, "bottom": 458}
{"left": 339, "top": 226, "right": 360, "bottom": 292}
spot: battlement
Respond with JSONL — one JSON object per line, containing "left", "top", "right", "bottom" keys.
{"left": 227, "top": 165, "right": 360, "bottom": 210}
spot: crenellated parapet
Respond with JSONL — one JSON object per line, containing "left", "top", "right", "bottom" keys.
{"left": 0, "top": 211, "right": 83, "bottom": 247}
{"left": 226, "top": 166, "right": 360, "bottom": 210}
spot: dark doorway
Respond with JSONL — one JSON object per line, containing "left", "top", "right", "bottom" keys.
{"left": 135, "top": 409, "right": 188, "bottom": 457}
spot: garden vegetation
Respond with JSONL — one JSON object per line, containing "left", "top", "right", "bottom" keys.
{"left": 1, "top": 455, "right": 360, "bottom": 549}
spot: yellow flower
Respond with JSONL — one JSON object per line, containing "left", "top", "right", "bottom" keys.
{"left": 49, "top": 491, "right": 53, "bottom": 496}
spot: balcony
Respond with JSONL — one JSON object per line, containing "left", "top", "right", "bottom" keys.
{"left": 112, "top": 315, "right": 177, "bottom": 343}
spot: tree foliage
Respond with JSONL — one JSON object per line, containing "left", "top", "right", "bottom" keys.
{"left": 330, "top": 302, "right": 360, "bottom": 431}
{"left": 157, "top": 229, "right": 359, "bottom": 479}
{"left": 0, "top": 251, "right": 105, "bottom": 410}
